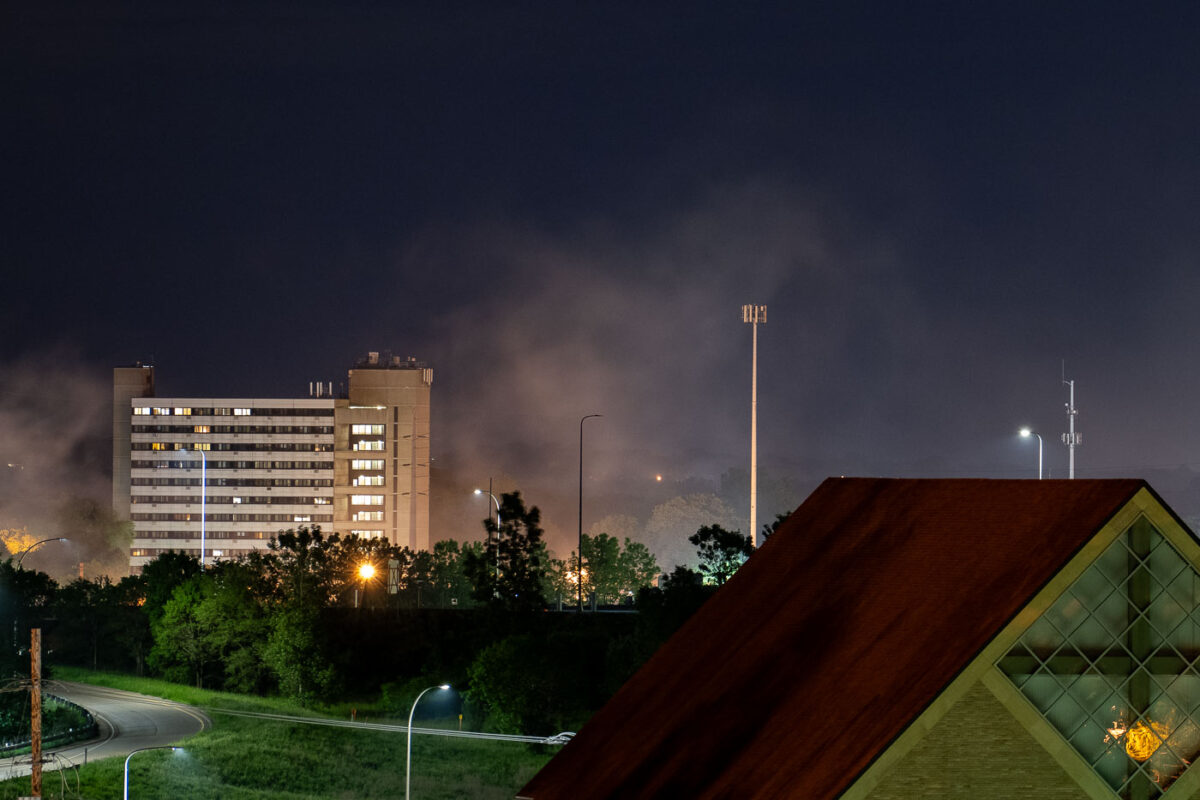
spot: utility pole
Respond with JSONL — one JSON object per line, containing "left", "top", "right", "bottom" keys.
{"left": 742, "top": 305, "right": 767, "bottom": 547}
{"left": 1062, "top": 376, "right": 1081, "bottom": 479}
{"left": 31, "top": 627, "right": 42, "bottom": 799}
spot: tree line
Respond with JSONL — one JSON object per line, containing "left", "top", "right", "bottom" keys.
{"left": 0, "top": 491, "right": 782, "bottom": 732}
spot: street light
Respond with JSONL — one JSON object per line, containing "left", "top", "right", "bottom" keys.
{"left": 406, "top": 684, "right": 451, "bottom": 800}
{"left": 1019, "top": 427, "right": 1043, "bottom": 480}
{"left": 182, "top": 445, "right": 208, "bottom": 568}
{"left": 578, "top": 414, "right": 601, "bottom": 612}
{"left": 15, "top": 538, "right": 68, "bottom": 569}
{"left": 124, "top": 746, "right": 180, "bottom": 800}
{"left": 356, "top": 562, "right": 376, "bottom": 608}
{"left": 473, "top": 489, "right": 501, "bottom": 580}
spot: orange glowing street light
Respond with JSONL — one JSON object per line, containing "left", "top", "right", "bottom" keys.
{"left": 355, "top": 561, "right": 376, "bottom": 608}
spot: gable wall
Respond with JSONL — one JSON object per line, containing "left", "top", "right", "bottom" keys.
{"left": 864, "top": 681, "right": 1092, "bottom": 800}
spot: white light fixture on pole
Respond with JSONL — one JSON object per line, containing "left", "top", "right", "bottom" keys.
{"left": 742, "top": 304, "right": 767, "bottom": 547}
{"left": 1019, "top": 428, "right": 1043, "bottom": 479}
{"left": 473, "top": 489, "right": 501, "bottom": 580}
{"left": 406, "top": 684, "right": 451, "bottom": 800}
{"left": 124, "top": 746, "right": 180, "bottom": 800}
{"left": 15, "top": 537, "right": 69, "bottom": 569}
{"left": 184, "top": 445, "right": 208, "bottom": 568}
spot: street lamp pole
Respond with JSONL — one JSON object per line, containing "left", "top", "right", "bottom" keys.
{"left": 406, "top": 684, "right": 450, "bottom": 800}
{"left": 124, "top": 746, "right": 180, "bottom": 800}
{"left": 15, "top": 538, "right": 69, "bottom": 569}
{"left": 1019, "top": 428, "right": 1043, "bottom": 479}
{"left": 183, "top": 445, "right": 208, "bottom": 568}
{"left": 578, "top": 414, "right": 601, "bottom": 612}
{"left": 473, "top": 489, "right": 501, "bottom": 580}
{"left": 742, "top": 304, "right": 767, "bottom": 547}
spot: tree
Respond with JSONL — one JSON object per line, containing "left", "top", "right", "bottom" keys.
{"left": 139, "top": 551, "right": 201, "bottom": 624}
{"left": 645, "top": 494, "right": 740, "bottom": 572}
{"left": 427, "top": 539, "right": 475, "bottom": 608}
{"left": 148, "top": 577, "right": 212, "bottom": 687}
{"left": 761, "top": 512, "right": 791, "bottom": 541}
{"left": 464, "top": 492, "right": 548, "bottom": 611}
{"left": 688, "top": 525, "right": 753, "bottom": 586}
{"left": 617, "top": 539, "right": 660, "bottom": 597}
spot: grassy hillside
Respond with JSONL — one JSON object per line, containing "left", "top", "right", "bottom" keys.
{"left": 0, "top": 668, "right": 553, "bottom": 799}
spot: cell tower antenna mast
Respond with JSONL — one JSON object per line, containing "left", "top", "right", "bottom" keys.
{"left": 1062, "top": 373, "right": 1081, "bottom": 479}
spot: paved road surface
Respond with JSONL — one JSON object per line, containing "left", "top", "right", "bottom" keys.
{"left": 0, "top": 680, "right": 210, "bottom": 779}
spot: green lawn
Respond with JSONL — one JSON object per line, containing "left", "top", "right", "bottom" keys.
{"left": 0, "top": 668, "right": 553, "bottom": 799}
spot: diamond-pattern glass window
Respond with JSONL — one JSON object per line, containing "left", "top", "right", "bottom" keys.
{"left": 998, "top": 517, "right": 1200, "bottom": 799}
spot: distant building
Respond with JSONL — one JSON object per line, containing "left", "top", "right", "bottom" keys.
{"left": 522, "top": 478, "right": 1200, "bottom": 800}
{"left": 113, "top": 352, "right": 431, "bottom": 572}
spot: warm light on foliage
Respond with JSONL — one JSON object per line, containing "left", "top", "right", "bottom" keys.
{"left": 1125, "top": 720, "right": 1169, "bottom": 762}
{"left": 0, "top": 528, "right": 38, "bottom": 556}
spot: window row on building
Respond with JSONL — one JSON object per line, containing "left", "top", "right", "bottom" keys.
{"left": 131, "top": 495, "right": 331, "bottom": 506}
{"left": 138, "top": 530, "right": 274, "bottom": 540}
{"left": 131, "top": 512, "right": 334, "bottom": 523}
{"left": 133, "top": 442, "right": 334, "bottom": 453}
{"left": 132, "top": 477, "right": 334, "bottom": 487}
{"left": 131, "top": 459, "right": 334, "bottom": 470}
{"left": 132, "top": 547, "right": 266, "bottom": 559}
{"left": 134, "top": 407, "right": 335, "bottom": 417}
{"left": 132, "top": 424, "right": 334, "bottom": 435}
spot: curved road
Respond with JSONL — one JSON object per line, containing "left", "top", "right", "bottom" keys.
{"left": 0, "top": 681, "right": 210, "bottom": 779}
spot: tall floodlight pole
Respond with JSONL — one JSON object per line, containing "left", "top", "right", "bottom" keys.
{"left": 1062, "top": 378, "right": 1080, "bottom": 479}
{"left": 742, "top": 305, "right": 767, "bottom": 547}
{"left": 579, "top": 414, "right": 602, "bottom": 612}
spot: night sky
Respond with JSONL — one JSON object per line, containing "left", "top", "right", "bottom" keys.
{"left": 5, "top": 4, "right": 1200, "bottom": 561}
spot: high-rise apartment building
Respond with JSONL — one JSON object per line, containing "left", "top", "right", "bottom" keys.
{"left": 114, "top": 353, "right": 432, "bottom": 572}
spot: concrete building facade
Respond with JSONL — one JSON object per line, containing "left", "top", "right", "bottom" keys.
{"left": 115, "top": 353, "right": 431, "bottom": 572}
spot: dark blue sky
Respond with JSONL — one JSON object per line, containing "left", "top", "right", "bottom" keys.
{"left": 6, "top": 3, "right": 1200, "bottom": 548}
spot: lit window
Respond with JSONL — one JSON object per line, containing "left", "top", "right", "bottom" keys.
{"left": 234, "top": 408, "right": 251, "bottom": 416}
{"left": 192, "top": 442, "right": 210, "bottom": 451}
{"left": 353, "top": 511, "right": 384, "bottom": 521}
{"left": 134, "top": 407, "right": 151, "bottom": 416}
{"left": 174, "top": 407, "right": 192, "bottom": 416}
{"left": 351, "top": 495, "right": 384, "bottom": 505}
{"left": 151, "top": 442, "right": 169, "bottom": 451}
{"left": 351, "top": 424, "right": 385, "bottom": 435}
{"left": 350, "top": 530, "right": 382, "bottom": 538}
{"left": 193, "top": 425, "right": 210, "bottom": 433}
{"left": 351, "top": 459, "right": 385, "bottom": 470}
{"left": 293, "top": 515, "right": 312, "bottom": 522}
{"left": 313, "top": 497, "right": 330, "bottom": 505}
{"left": 353, "top": 440, "right": 385, "bottom": 451}
{"left": 153, "top": 407, "right": 171, "bottom": 415}
{"left": 233, "top": 497, "right": 242, "bottom": 504}
{"left": 353, "top": 475, "right": 385, "bottom": 487}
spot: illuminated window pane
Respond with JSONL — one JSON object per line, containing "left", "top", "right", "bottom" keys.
{"left": 351, "top": 459, "right": 384, "bottom": 470}
{"left": 351, "top": 424, "right": 385, "bottom": 435}
{"left": 353, "top": 440, "right": 384, "bottom": 451}
{"left": 998, "top": 517, "right": 1200, "bottom": 797}
{"left": 234, "top": 408, "right": 251, "bottom": 416}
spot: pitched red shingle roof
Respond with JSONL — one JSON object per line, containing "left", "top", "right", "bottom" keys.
{"left": 520, "top": 478, "right": 1154, "bottom": 799}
